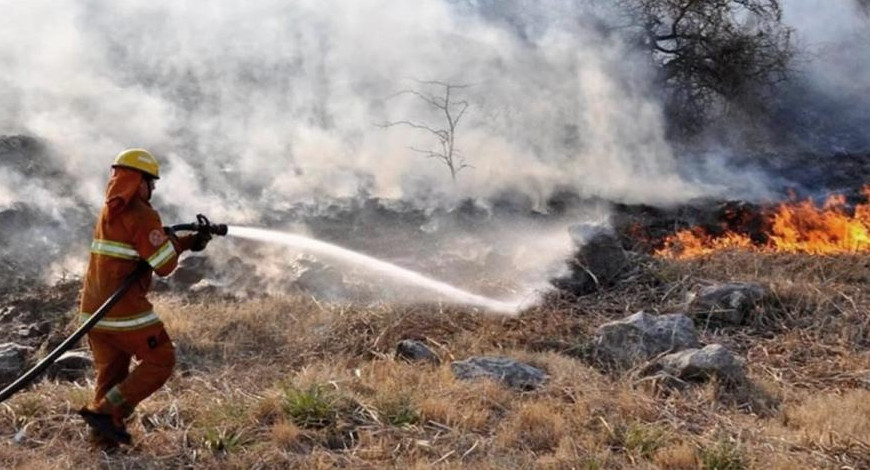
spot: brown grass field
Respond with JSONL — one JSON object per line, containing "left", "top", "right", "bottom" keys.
{"left": 1, "top": 251, "right": 869, "bottom": 469}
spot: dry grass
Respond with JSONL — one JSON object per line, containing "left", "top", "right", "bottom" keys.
{"left": 653, "top": 441, "right": 697, "bottom": 469}
{"left": 1, "top": 251, "right": 869, "bottom": 469}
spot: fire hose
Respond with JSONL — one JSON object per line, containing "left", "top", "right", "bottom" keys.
{"left": 0, "top": 214, "right": 227, "bottom": 404}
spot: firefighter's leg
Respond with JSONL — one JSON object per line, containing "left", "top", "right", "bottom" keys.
{"left": 81, "top": 331, "right": 134, "bottom": 444}
{"left": 87, "top": 332, "right": 131, "bottom": 407}
{"left": 108, "top": 327, "right": 176, "bottom": 413}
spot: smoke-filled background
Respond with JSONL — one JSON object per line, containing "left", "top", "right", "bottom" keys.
{"left": 0, "top": 0, "right": 867, "bottom": 304}
{"left": 778, "top": 0, "right": 869, "bottom": 151}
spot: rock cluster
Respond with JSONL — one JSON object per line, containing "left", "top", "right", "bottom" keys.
{"left": 588, "top": 282, "right": 766, "bottom": 389}
{"left": 392, "top": 281, "right": 762, "bottom": 395}
{"left": 0, "top": 280, "right": 93, "bottom": 390}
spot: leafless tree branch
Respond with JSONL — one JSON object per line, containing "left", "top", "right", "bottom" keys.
{"left": 379, "top": 81, "right": 473, "bottom": 182}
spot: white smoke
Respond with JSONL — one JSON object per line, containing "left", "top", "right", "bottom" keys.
{"left": 0, "top": 0, "right": 710, "bottom": 214}
{"left": 780, "top": 0, "right": 870, "bottom": 151}
{"left": 795, "top": 1, "right": 870, "bottom": 99}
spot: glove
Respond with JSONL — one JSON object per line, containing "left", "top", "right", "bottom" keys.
{"left": 190, "top": 230, "right": 212, "bottom": 252}
{"left": 178, "top": 232, "right": 211, "bottom": 252}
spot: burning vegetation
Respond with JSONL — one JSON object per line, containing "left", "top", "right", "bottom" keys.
{"left": 654, "top": 186, "right": 870, "bottom": 259}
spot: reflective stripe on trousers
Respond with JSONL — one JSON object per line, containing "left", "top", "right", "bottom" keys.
{"left": 80, "top": 310, "right": 162, "bottom": 331}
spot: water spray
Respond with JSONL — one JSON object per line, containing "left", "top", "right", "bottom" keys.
{"left": 227, "top": 226, "right": 524, "bottom": 315}
{"left": 0, "top": 218, "right": 526, "bottom": 403}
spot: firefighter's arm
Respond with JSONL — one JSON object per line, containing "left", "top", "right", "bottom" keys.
{"left": 131, "top": 210, "right": 181, "bottom": 277}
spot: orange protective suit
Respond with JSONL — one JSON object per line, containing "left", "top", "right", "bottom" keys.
{"left": 80, "top": 167, "right": 193, "bottom": 423}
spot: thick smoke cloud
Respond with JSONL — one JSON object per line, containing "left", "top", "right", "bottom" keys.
{"left": 0, "top": 0, "right": 711, "bottom": 218}
{"left": 779, "top": 0, "right": 870, "bottom": 151}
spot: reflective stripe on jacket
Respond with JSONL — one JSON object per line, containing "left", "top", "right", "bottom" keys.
{"left": 90, "top": 238, "right": 177, "bottom": 270}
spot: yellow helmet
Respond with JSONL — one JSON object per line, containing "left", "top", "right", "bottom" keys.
{"left": 112, "top": 148, "right": 160, "bottom": 179}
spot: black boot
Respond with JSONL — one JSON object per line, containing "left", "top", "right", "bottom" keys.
{"left": 78, "top": 408, "right": 132, "bottom": 445}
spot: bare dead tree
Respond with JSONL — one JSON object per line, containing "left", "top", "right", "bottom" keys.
{"left": 379, "top": 80, "right": 472, "bottom": 182}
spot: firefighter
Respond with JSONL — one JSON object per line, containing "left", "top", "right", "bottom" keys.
{"left": 77, "top": 149, "right": 210, "bottom": 445}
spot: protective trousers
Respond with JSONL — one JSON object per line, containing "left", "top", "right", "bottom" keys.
{"left": 87, "top": 325, "right": 176, "bottom": 423}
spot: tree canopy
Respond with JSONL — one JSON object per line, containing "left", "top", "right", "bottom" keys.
{"left": 619, "top": 0, "right": 794, "bottom": 136}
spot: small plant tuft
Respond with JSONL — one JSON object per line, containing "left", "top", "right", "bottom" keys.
{"left": 379, "top": 396, "right": 420, "bottom": 427}
{"left": 608, "top": 422, "right": 669, "bottom": 460}
{"left": 582, "top": 457, "right": 605, "bottom": 470}
{"left": 203, "top": 427, "right": 247, "bottom": 453}
{"left": 283, "top": 384, "right": 339, "bottom": 429}
{"left": 699, "top": 439, "right": 746, "bottom": 470}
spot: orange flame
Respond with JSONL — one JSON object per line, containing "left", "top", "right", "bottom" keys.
{"left": 657, "top": 186, "right": 870, "bottom": 259}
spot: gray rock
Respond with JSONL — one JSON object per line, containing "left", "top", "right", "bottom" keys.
{"left": 451, "top": 356, "right": 547, "bottom": 390}
{"left": 16, "top": 325, "right": 39, "bottom": 339}
{"left": 47, "top": 350, "right": 93, "bottom": 381}
{"left": 16, "top": 323, "right": 48, "bottom": 339}
{"left": 593, "top": 311, "right": 700, "bottom": 368}
{"left": 642, "top": 344, "right": 746, "bottom": 386}
{"left": 553, "top": 224, "right": 628, "bottom": 295}
{"left": 0, "top": 305, "right": 18, "bottom": 322}
{"left": 396, "top": 340, "right": 439, "bottom": 365}
{"left": 0, "top": 343, "right": 33, "bottom": 384}
{"left": 688, "top": 283, "right": 767, "bottom": 325}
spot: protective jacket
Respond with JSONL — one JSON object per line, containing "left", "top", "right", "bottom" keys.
{"left": 79, "top": 168, "right": 192, "bottom": 331}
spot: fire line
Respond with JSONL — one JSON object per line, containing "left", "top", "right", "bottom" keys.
{"left": 657, "top": 186, "right": 870, "bottom": 259}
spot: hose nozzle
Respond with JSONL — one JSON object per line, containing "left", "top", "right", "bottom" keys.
{"left": 166, "top": 215, "right": 227, "bottom": 236}
{"left": 196, "top": 214, "right": 228, "bottom": 236}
